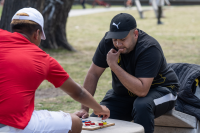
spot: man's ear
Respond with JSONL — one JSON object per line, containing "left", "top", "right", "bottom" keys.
{"left": 134, "top": 29, "right": 138, "bottom": 38}
{"left": 34, "top": 29, "right": 40, "bottom": 40}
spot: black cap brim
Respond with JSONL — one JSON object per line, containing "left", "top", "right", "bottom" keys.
{"left": 105, "top": 31, "right": 130, "bottom": 39}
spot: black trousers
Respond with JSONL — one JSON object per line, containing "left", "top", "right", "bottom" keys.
{"left": 158, "top": 6, "right": 162, "bottom": 22}
{"left": 91, "top": 87, "right": 176, "bottom": 133}
{"left": 80, "top": 0, "right": 85, "bottom": 9}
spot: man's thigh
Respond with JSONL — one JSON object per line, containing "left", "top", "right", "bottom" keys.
{"left": 90, "top": 89, "right": 136, "bottom": 121}
{"left": 9, "top": 110, "right": 72, "bottom": 133}
{"left": 133, "top": 87, "right": 177, "bottom": 118}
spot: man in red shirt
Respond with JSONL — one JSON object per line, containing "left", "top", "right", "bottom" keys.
{"left": 0, "top": 7, "right": 110, "bottom": 133}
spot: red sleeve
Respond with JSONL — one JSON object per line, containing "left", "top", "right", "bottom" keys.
{"left": 46, "top": 57, "right": 69, "bottom": 88}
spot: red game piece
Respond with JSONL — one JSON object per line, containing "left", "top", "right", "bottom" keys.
{"left": 98, "top": 123, "right": 103, "bottom": 126}
{"left": 85, "top": 123, "right": 91, "bottom": 126}
{"left": 91, "top": 122, "right": 95, "bottom": 125}
{"left": 85, "top": 121, "right": 91, "bottom": 123}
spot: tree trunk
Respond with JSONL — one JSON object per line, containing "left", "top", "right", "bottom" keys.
{"left": 0, "top": 0, "right": 75, "bottom": 51}
{"left": 41, "top": 0, "right": 75, "bottom": 50}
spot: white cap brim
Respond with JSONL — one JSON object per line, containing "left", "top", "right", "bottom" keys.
{"left": 41, "top": 29, "right": 46, "bottom": 40}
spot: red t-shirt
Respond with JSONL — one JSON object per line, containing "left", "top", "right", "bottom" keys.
{"left": 0, "top": 29, "right": 69, "bottom": 129}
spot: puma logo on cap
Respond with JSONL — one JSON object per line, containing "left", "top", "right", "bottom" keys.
{"left": 112, "top": 22, "right": 121, "bottom": 29}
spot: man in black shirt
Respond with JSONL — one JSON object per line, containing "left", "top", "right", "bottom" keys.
{"left": 75, "top": 13, "right": 180, "bottom": 133}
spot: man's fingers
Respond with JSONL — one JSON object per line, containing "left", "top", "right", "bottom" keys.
{"left": 117, "top": 49, "right": 123, "bottom": 55}
{"left": 74, "top": 111, "right": 80, "bottom": 117}
{"left": 74, "top": 109, "right": 89, "bottom": 118}
{"left": 110, "top": 48, "right": 117, "bottom": 53}
{"left": 82, "top": 113, "right": 89, "bottom": 119}
{"left": 101, "top": 115, "right": 109, "bottom": 120}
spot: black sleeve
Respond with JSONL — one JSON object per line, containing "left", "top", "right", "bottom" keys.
{"left": 92, "top": 35, "right": 113, "bottom": 68}
{"left": 135, "top": 47, "right": 163, "bottom": 78}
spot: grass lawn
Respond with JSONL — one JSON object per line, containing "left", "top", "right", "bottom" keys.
{"left": 0, "top": 5, "right": 2, "bottom": 18}
{"left": 4, "top": 5, "right": 199, "bottom": 114}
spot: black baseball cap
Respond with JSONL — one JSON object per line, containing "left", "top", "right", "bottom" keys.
{"left": 105, "top": 13, "right": 137, "bottom": 39}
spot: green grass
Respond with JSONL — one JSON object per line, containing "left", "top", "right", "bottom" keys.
{"left": 34, "top": 5, "right": 200, "bottom": 114}
{"left": 0, "top": 6, "right": 2, "bottom": 18}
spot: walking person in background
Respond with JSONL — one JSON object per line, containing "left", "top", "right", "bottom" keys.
{"left": 150, "top": 0, "right": 170, "bottom": 24}
{"left": 93, "top": 0, "right": 110, "bottom": 8}
{"left": 0, "top": 0, "right": 4, "bottom": 6}
{"left": 126, "top": 0, "right": 133, "bottom": 8}
{"left": 80, "top": 0, "right": 86, "bottom": 9}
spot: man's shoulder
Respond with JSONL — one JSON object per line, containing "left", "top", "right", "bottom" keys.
{"left": 0, "top": 29, "right": 12, "bottom": 37}
{"left": 138, "top": 29, "right": 157, "bottom": 42}
{"left": 135, "top": 29, "right": 163, "bottom": 57}
{"left": 0, "top": 29, "right": 7, "bottom": 32}
{"left": 137, "top": 29, "right": 160, "bottom": 48}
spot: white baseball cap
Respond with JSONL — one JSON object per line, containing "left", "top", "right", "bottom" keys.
{"left": 12, "top": 7, "right": 46, "bottom": 40}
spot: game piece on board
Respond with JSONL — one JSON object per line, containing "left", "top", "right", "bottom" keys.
{"left": 85, "top": 123, "right": 91, "bottom": 126}
{"left": 85, "top": 120, "right": 91, "bottom": 123}
{"left": 102, "top": 121, "right": 107, "bottom": 125}
{"left": 98, "top": 122, "right": 103, "bottom": 126}
{"left": 91, "top": 122, "right": 95, "bottom": 125}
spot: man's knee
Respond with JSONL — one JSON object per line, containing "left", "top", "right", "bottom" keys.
{"left": 132, "top": 97, "right": 155, "bottom": 120}
{"left": 132, "top": 98, "right": 155, "bottom": 133}
{"left": 69, "top": 114, "right": 82, "bottom": 133}
{"left": 133, "top": 98, "right": 154, "bottom": 112}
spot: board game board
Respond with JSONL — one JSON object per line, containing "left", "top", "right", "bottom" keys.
{"left": 82, "top": 120, "right": 115, "bottom": 130}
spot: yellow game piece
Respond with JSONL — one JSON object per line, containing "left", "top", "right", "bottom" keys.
{"left": 102, "top": 121, "right": 107, "bottom": 125}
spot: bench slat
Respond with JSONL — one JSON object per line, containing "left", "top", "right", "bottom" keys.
{"left": 154, "top": 109, "right": 197, "bottom": 128}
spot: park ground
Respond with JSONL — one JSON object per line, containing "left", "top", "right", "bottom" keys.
{"left": 1, "top": 5, "right": 200, "bottom": 114}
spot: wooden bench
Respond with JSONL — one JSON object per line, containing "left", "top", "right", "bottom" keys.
{"left": 154, "top": 109, "right": 200, "bottom": 133}
{"left": 154, "top": 85, "right": 200, "bottom": 133}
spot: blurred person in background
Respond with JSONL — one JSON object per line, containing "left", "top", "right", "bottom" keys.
{"left": 80, "top": 0, "right": 86, "bottom": 9}
{"left": 149, "top": 0, "right": 170, "bottom": 24}
{"left": 0, "top": 0, "right": 4, "bottom": 6}
{"left": 126, "top": 0, "right": 133, "bottom": 8}
{"left": 93, "top": 0, "right": 110, "bottom": 8}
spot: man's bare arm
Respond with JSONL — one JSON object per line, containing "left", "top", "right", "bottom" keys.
{"left": 60, "top": 76, "right": 109, "bottom": 119}
{"left": 82, "top": 63, "right": 105, "bottom": 110}
{"left": 74, "top": 63, "right": 106, "bottom": 118}
{"left": 110, "top": 64, "right": 153, "bottom": 97}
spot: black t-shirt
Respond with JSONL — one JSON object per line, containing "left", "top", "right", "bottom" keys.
{"left": 93, "top": 29, "right": 180, "bottom": 97}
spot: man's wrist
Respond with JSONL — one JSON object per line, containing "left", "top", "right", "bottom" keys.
{"left": 94, "top": 105, "right": 103, "bottom": 114}
{"left": 109, "top": 63, "right": 120, "bottom": 72}
{"left": 81, "top": 105, "right": 89, "bottom": 112}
